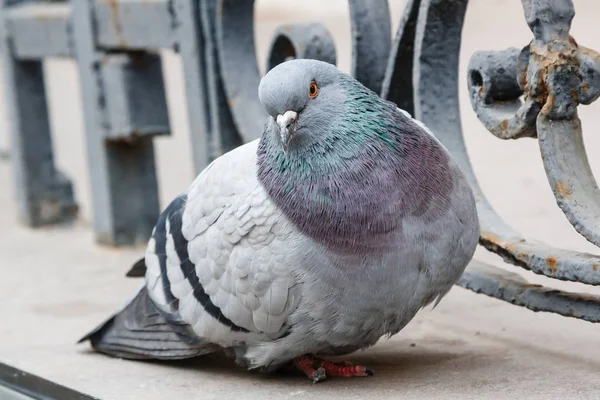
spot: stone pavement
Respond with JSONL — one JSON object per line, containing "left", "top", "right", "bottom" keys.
{"left": 2, "top": 1, "right": 600, "bottom": 399}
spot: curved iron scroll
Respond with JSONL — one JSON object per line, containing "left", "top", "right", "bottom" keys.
{"left": 460, "top": 0, "right": 600, "bottom": 318}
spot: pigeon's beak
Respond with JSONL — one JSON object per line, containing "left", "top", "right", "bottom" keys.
{"left": 276, "top": 110, "right": 298, "bottom": 152}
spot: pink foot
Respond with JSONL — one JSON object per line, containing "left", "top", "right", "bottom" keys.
{"left": 293, "top": 355, "right": 374, "bottom": 383}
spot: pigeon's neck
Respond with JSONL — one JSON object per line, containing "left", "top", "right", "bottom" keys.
{"left": 256, "top": 100, "right": 454, "bottom": 255}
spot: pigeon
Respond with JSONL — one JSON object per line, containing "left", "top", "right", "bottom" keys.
{"left": 79, "top": 59, "right": 479, "bottom": 383}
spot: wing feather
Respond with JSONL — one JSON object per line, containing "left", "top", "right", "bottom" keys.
{"left": 145, "top": 140, "right": 302, "bottom": 347}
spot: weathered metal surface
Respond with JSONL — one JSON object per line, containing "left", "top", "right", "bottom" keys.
{"left": 479, "top": 232, "right": 600, "bottom": 286}
{"left": 348, "top": 0, "right": 391, "bottom": 95}
{"left": 459, "top": 261, "right": 600, "bottom": 323}
{"left": 5, "top": 1, "right": 72, "bottom": 59}
{"left": 0, "top": 0, "right": 77, "bottom": 227}
{"left": 463, "top": 0, "right": 600, "bottom": 276}
{"left": 94, "top": 0, "right": 176, "bottom": 50}
{"left": 381, "top": 0, "right": 419, "bottom": 114}
{"left": 202, "top": 0, "right": 241, "bottom": 160}
{"left": 467, "top": 48, "right": 540, "bottom": 139}
{"left": 266, "top": 23, "right": 336, "bottom": 72}
{"left": 100, "top": 53, "right": 170, "bottom": 139}
{"left": 5, "top": 0, "right": 180, "bottom": 57}
{"left": 468, "top": 0, "right": 600, "bottom": 251}
{"left": 529, "top": 5, "right": 600, "bottom": 251}
{"left": 70, "top": 0, "right": 161, "bottom": 245}
{"left": 213, "top": 0, "right": 265, "bottom": 143}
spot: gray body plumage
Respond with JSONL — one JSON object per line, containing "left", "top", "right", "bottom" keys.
{"left": 80, "top": 59, "right": 479, "bottom": 372}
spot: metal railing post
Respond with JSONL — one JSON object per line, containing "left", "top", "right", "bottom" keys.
{"left": 0, "top": 0, "right": 77, "bottom": 227}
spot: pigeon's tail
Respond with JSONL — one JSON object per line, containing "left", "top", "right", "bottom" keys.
{"left": 78, "top": 285, "right": 217, "bottom": 360}
{"left": 125, "top": 257, "right": 147, "bottom": 277}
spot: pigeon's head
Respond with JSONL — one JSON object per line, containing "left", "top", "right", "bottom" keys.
{"left": 256, "top": 59, "right": 456, "bottom": 252}
{"left": 258, "top": 59, "right": 352, "bottom": 153}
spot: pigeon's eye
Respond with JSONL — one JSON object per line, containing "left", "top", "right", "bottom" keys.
{"left": 309, "top": 81, "right": 319, "bottom": 98}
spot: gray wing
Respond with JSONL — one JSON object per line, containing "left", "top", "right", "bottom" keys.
{"left": 81, "top": 141, "right": 303, "bottom": 359}
{"left": 144, "top": 140, "right": 302, "bottom": 348}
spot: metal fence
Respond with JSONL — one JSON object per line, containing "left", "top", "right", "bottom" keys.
{"left": 2, "top": 0, "right": 600, "bottom": 322}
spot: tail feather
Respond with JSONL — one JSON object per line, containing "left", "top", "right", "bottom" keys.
{"left": 125, "top": 258, "right": 147, "bottom": 278}
{"left": 78, "top": 285, "right": 217, "bottom": 360}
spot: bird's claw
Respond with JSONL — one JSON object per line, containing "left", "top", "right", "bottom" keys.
{"left": 309, "top": 367, "right": 327, "bottom": 383}
{"left": 293, "top": 354, "right": 374, "bottom": 383}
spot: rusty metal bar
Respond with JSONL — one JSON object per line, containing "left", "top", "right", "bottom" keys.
{"left": 94, "top": 0, "right": 177, "bottom": 50}
{"left": 458, "top": 261, "right": 600, "bottom": 323}
{"left": 468, "top": 0, "right": 600, "bottom": 252}
{"left": 467, "top": 48, "right": 539, "bottom": 139}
